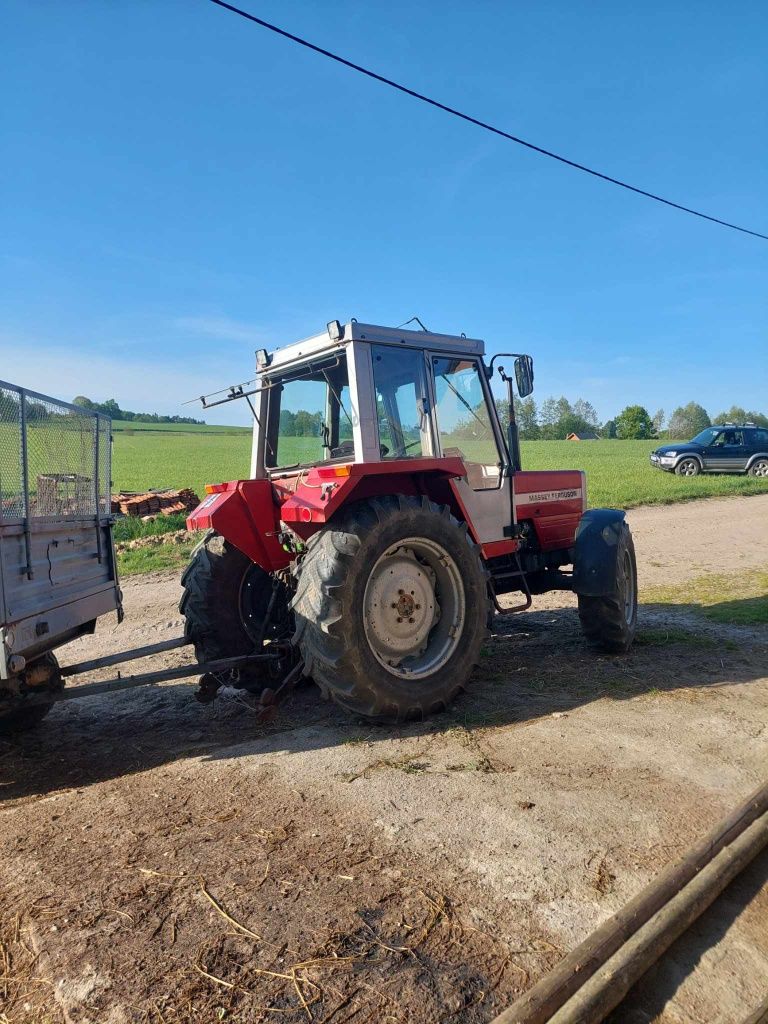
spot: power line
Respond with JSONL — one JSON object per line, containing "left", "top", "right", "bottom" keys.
{"left": 208, "top": 0, "right": 768, "bottom": 243}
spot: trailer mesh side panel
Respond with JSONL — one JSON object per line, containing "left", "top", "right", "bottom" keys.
{"left": 0, "top": 382, "right": 111, "bottom": 521}
{"left": 0, "top": 387, "right": 24, "bottom": 518}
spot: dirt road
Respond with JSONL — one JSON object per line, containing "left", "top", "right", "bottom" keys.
{"left": 2, "top": 494, "right": 767, "bottom": 1024}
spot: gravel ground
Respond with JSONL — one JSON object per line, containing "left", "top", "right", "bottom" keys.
{"left": 1, "top": 494, "right": 767, "bottom": 1024}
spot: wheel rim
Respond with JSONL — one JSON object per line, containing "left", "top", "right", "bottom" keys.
{"left": 680, "top": 460, "right": 697, "bottom": 476}
{"left": 753, "top": 460, "right": 768, "bottom": 477}
{"left": 622, "top": 550, "right": 636, "bottom": 625}
{"left": 363, "top": 536, "right": 465, "bottom": 679}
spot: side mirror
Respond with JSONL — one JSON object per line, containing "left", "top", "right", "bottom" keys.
{"left": 514, "top": 354, "right": 534, "bottom": 397}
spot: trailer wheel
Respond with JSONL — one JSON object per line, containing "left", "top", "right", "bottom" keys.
{"left": 578, "top": 524, "right": 638, "bottom": 653}
{"left": 0, "top": 653, "right": 62, "bottom": 734}
{"left": 179, "top": 531, "right": 292, "bottom": 689}
{"left": 291, "top": 495, "right": 491, "bottom": 722}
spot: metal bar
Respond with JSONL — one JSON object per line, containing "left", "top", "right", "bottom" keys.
{"left": 0, "top": 377, "right": 104, "bottom": 419}
{"left": 491, "top": 779, "right": 768, "bottom": 1024}
{"left": 18, "top": 389, "right": 33, "bottom": 579}
{"left": 93, "top": 416, "right": 103, "bottom": 563}
{"left": 45, "top": 652, "right": 280, "bottom": 704}
{"left": 60, "top": 635, "right": 191, "bottom": 676}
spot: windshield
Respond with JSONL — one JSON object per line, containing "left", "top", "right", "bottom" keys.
{"left": 690, "top": 427, "right": 720, "bottom": 445}
{"left": 264, "top": 353, "right": 354, "bottom": 469}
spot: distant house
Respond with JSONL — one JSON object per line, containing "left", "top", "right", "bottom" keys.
{"left": 565, "top": 430, "right": 599, "bottom": 441}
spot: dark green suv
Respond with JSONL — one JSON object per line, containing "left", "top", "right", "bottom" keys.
{"left": 650, "top": 424, "right": 768, "bottom": 477}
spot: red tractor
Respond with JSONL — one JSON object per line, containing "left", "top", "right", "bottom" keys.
{"left": 183, "top": 320, "right": 637, "bottom": 721}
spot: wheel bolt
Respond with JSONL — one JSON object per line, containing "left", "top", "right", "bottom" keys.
{"left": 391, "top": 603, "right": 397, "bottom": 608}
{"left": 415, "top": 604, "right": 421, "bottom": 610}
{"left": 408, "top": 617, "right": 415, "bottom": 623}
{"left": 398, "top": 589, "right": 404, "bottom": 595}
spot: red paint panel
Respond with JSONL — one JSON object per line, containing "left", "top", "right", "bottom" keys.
{"left": 513, "top": 470, "right": 585, "bottom": 551}
{"left": 481, "top": 539, "right": 519, "bottom": 559}
{"left": 280, "top": 457, "right": 467, "bottom": 530}
{"left": 187, "top": 479, "right": 290, "bottom": 571}
{"left": 188, "top": 458, "right": 471, "bottom": 566}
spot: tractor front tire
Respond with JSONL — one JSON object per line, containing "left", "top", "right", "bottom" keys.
{"left": 180, "top": 531, "right": 290, "bottom": 689}
{"left": 578, "top": 522, "right": 638, "bottom": 654}
{"left": 291, "top": 495, "right": 491, "bottom": 722}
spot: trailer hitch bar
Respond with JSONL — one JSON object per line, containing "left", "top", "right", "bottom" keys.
{"left": 16, "top": 637, "right": 291, "bottom": 708}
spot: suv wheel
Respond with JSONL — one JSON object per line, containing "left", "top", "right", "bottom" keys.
{"left": 675, "top": 457, "right": 700, "bottom": 477}
{"left": 748, "top": 458, "right": 768, "bottom": 478}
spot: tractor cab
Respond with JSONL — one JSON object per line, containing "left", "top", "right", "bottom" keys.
{"left": 249, "top": 320, "right": 530, "bottom": 544}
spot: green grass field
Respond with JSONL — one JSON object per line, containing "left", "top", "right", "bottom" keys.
{"left": 112, "top": 434, "right": 768, "bottom": 509}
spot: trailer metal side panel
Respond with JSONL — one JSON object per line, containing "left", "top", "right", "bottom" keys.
{"left": 0, "top": 381, "right": 121, "bottom": 678}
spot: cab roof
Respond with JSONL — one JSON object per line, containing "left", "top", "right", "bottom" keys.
{"left": 260, "top": 320, "right": 485, "bottom": 372}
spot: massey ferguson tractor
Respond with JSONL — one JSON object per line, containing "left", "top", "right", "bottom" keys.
{"left": 181, "top": 319, "right": 638, "bottom": 721}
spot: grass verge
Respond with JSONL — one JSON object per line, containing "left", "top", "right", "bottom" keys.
{"left": 644, "top": 569, "right": 768, "bottom": 625}
{"left": 112, "top": 512, "right": 189, "bottom": 543}
{"left": 117, "top": 540, "right": 197, "bottom": 577}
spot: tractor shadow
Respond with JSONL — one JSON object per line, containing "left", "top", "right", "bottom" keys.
{"left": 1, "top": 597, "right": 766, "bottom": 803}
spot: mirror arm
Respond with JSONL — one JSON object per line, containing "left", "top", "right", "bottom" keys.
{"left": 505, "top": 373, "right": 522, "bottom": 473}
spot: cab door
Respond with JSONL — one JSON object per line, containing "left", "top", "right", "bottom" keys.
{"left": 428, "top": 354, "right": 510, "bottom": 544}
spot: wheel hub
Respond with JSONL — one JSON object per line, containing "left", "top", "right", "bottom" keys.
{"left": 363, "top": 538, "right": 465, "bottom": 679}
{"left": 364, "top": 549, "right": 438, "bottom": 663}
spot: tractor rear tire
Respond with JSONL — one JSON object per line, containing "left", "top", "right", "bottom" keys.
{"left": 179, "top": 531, "right": 291, "bottom": 689}
{"left": 291, "top": 495, "right": 491, "bottom": 722}
{"left": 578, "top": 522, "right": 638, "bottom": 654}
{"left": 0, "top": 653, "right": 62, "bottom": 735}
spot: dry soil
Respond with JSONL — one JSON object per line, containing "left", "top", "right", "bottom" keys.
{"left": 1, "top": 494, "right": 767, "bottom": 1024}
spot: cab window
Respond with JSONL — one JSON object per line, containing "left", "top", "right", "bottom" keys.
{"left": 371, "top": 346, "right": 430, "bottom": 458}
{"left": 432, "top": 356, "right": 502, "bottom": 490}
{"left": 265, "top": 354, "right": 353, "bottom": 468}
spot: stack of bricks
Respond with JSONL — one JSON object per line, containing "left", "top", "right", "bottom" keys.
{"left": 111, "top": 488, "right": 200, "bottom": 517}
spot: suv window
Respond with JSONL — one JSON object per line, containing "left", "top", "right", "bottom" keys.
{"left": 753, "top": 429, "right": 768, "bottom": 446}
{"left": 711, "top": 429, "right": 743, "bottom": 447}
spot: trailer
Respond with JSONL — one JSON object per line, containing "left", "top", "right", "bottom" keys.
{"left": 0, "top": 381, "right": 122, "bottom": 729}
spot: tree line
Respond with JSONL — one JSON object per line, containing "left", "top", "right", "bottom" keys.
{"left": 71, "top": 396, "right": 204, "bottom": 425}
{"left": 509, "top": 397, "right": 768, "bottom": 440}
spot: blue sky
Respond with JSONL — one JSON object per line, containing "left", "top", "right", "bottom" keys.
{"left": 2, "top": 1, "right": 766, "bottom": 426}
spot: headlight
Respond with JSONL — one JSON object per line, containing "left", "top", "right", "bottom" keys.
{"left": 665, "top": 451, "right": 677, "bottom": 458}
